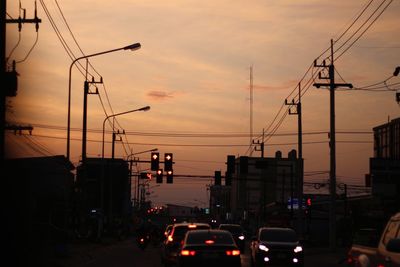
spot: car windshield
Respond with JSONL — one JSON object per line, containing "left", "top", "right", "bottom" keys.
{"left": 186, "top": 231, "right": 235, "bottom": 245}
{"left": 260, "top": 228, "right": 298, "bottom": 242}
{"left": 219, "top": 225, "right": 243, "bottom": 234}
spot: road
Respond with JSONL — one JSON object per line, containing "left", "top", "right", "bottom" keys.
{"left": 57, "top": 238, "right": 348, "bottom": 267}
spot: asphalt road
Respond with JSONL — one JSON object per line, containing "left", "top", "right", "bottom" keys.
{"left": 49, "top": 238, "right": 348, "bottom": 267}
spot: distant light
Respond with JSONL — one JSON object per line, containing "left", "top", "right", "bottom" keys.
{"left": 238, "top": 235, "right": 245, "bottom": 240}
{"left": 294, "top": 246, "right": 303, "bottom": 253}
{"left": 293, "top": 258, "right": 299, "bottom": 263}
{"left": 264, "top": 257, "right": 270, "bottom": 262}
{"left": 259, "top": 244, "right": 269, "bottom": 252}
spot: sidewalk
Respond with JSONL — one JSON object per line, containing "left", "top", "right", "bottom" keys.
{"left": 43, "top": 237, "right": 122, "bottom": 267}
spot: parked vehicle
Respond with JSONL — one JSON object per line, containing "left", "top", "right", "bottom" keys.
{"left": 161, "top": 222, "right": 211, "bottom": 267}
{"left": 218, "top": 223, "right": 246, "bottom": 253}
{"left": 178, "top": 229, "right": 241, "bottom": 267}
{"left": 346, "top": 228, "right": 380, "bottom": 266}
{"left": 250, "top": 227, "right": 304, "bottom": 267}
{"left": 357, "top": 212, "right": 400, "bottom": 267}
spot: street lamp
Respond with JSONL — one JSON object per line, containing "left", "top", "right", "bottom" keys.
{"left": 66, "top": 42, "right": 141, "bottom": 161}
{"left": 102, "top": 106, "right": 150, "bottom": 159}
{"left": 394, "top": 66, "right": 400, "bottom": 76}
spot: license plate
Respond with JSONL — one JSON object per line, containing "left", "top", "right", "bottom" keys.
{"left": 203, "top": 252, "right": 218, "bottom": 259}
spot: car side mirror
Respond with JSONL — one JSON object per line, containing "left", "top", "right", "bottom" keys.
{"left": 386, "top": 238, "right": 400, "bottom": 253}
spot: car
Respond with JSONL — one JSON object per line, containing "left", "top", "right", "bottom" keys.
{"left": 161, "top": 222, "right": 211, "bottom": 267}
{"left": 375, "top": 212, "right": 400, "bottom": 266}
{"left": 250, "top": 227, "right": 304, "bottom": 267}
{"left": 178, "top": 229, "right": 241, "bottom": 267}
{"left": 163, "top": 224, "right": 173, "bottom": 240}
{"left": 346, "top": 228, "right": 380, "bottom": 266}
{"left": 218, "top": 223, "right": 246, "bottom": 253}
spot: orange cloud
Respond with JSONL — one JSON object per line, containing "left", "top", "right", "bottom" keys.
{"left": 247, "top": 80, "right": 298, "bottom": 91}
{"left": 147, "top": 90, "right": 174, "bottom": 101}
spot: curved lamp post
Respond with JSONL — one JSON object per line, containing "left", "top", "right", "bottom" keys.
{"left": 102, "top": 105, "right": 150, "bottom": 159}
{"left": 66, "top": 42, "right": 141, "bottom": 161}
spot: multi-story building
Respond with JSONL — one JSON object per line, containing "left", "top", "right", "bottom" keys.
{"left": 370, "top": 117, "right": 400, "bottom": 212}
{"left": 229, "top": 150, "right": 302, "bottom": 229}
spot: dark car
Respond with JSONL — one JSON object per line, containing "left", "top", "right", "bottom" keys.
{"left": 250, "top": 227, "right": 304, "bottom": 267}
{"left": 178, "top": 229, "right": 241, "bottom": 267}
{"left": 161, "top": 222, "right": 211, "bottom": 267}
{"left": 218, "top": 223, "right": 246, "bottom": 253}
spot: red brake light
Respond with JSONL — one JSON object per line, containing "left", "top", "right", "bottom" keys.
{"left": 226, "top": 250, "right": 240, "bottom": 256}
{"left": 188, "top": 224, "right": 197, "bottom": 229}
{"left": 205, "top": 240, "right": 215, "bottom": 244}
{"left": 181, "top": 250, "right": 196, "bottom": 256}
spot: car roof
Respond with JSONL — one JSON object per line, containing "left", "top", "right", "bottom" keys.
{"left": 259, "top": 227, "right": 294, "bottom": 231}
{"left": 219, "top": 223, "right": 242, "bottom": 227}
{"left": 173, "top": 222, "right": 210, "bottom": 227}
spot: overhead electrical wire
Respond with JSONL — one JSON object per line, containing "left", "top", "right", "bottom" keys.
{"left": 39, "top": 0, "right": 134, "bottom": 158}
{"left": 250, "top": 0, "right": 394, "bottom": 156}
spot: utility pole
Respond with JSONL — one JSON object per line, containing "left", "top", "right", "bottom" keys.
{"left": 250, "top": 65, "right": 253, "bottom": 153}
{"left": 82, "top": 78, "right": 101, "bottom": 164}
{"left": 1, "top": 0, "right": 6, "bottom": 161}
{"left": 252, "top": 131, "right": 265, "bottom": 158}
{"left": 2, "top": 1, "right": 41, "bottom": 160}
{"left": 285, "top": 82, "right": 303, "bottom": 239}
{"left": 111, "top": 129, "right": 123, "bottom": 159}
{"left": 313, "top": 39, "right": 353, "bottom": 250}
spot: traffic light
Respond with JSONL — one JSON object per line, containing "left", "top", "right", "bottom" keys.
{"left": 151, "top": 152, "right": 159, "bottom": 171}
{"left": 214, "top": 171, "right": 221, "bottom": 186}
{"left": 166, "top": 170, "right": 173, "bottom": 184}
{"left": 164, "top": 153, "right": 173, "bottom": 171}
{"left": 156, "top": 169, "right": 163, "bottom": 184}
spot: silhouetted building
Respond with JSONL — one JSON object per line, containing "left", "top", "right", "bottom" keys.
{"left": 5, "top": 155, "right": 74, "bottom": 266}
{"left": 209, "top": 185, "right": 231, "bottom": 223}
{"left": 229, "top": 150, "right": 302, "bottom": 229}
{"left": 75, "top": 158, "right": 130, "bottom": 227}
{"left": 369, "top": 117, "right": 400, "bottom": 213}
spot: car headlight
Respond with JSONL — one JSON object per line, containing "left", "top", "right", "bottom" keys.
{"left": 259, "top": 244, "right": 269, "bottom": 252}
{"left": 294, "top": 246, "right": 303, "bottom": 253}
{"left": 238, "top": 235, "right": 245, "bottom": 240}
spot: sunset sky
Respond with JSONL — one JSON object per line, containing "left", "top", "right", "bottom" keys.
{"left": 5, "top": 0, "right": 400, "bottom": 207}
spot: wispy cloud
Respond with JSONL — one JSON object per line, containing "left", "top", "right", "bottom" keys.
{"left": 147, "top": 90, "right": 174, "bottom": 101}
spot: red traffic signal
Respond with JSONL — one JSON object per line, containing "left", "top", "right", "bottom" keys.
{"left": 156, "top": 169, "right": 163, "bottom": 183}
{"left": 151, "top": 152, "right": 160, "bottom": 171}
{"left": 166, "top": 170, "right": 173, "bottom": 184}
{"left": 164, "top": 153, "right": 173, "bottom": 171}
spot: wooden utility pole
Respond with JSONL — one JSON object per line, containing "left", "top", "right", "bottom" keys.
{"left": 313, "top": 39, "right": 352, "bottom": 250}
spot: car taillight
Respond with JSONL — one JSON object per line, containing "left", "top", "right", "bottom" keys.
{"left": 181, "top": 250, "right": 196, "bottom": 256}
{"left": 226, "top": 250, "right": 240, "bottom": 256}
{"left": 346, "top": 256, "right": 353, "bottom": 265}
{"left": 167, "top": 235, "right": 173, "bottom": 242}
